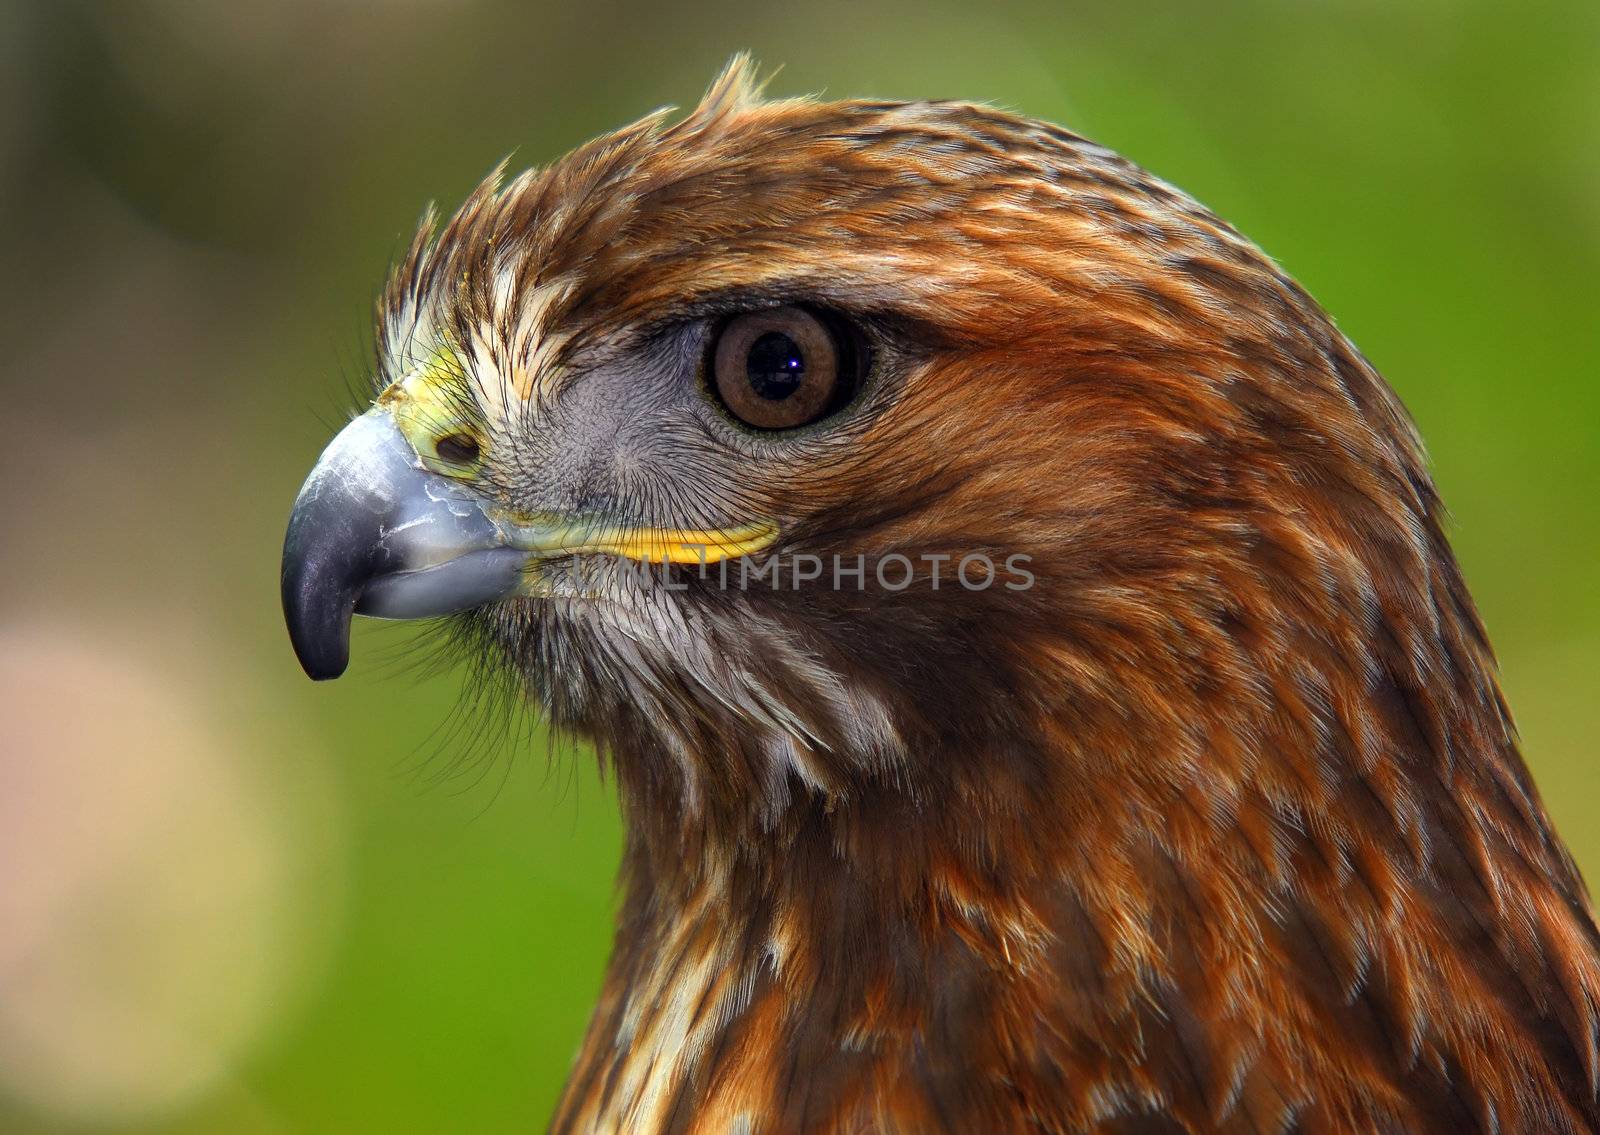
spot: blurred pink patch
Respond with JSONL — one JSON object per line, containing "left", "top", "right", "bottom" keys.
{"left": 0, "top": 623, "right": 343, "bottom": 1126}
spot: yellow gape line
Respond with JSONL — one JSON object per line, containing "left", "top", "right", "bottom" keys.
{"left": 490, "top": 514, "right": 781, "bottom": 565}
{"left": 558, "top": 521, "right": 780, "bottom": 565}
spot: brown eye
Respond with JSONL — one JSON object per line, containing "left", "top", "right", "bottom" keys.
{"left": 711, "top": 306, "right": 844, "bottom": 430}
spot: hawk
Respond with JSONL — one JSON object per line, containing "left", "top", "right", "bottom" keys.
{"left": 281, "top": 60, "right": 1600, "bottom": 1134}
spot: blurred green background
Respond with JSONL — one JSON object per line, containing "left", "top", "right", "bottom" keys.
{"left": 0, "top": 0, "right": 1595, "bottom": 1131}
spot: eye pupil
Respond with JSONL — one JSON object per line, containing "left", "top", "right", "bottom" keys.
{"left": 746, "top": 332, "right": 806, "bottom": 401}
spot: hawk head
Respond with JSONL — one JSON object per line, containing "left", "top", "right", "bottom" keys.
{"left": 285, "top": 59, "right": 1427, "bottom": 826}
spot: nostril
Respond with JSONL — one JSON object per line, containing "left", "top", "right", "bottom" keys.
{"left": 435, "top": 433, "right": 481, "bottom": 464}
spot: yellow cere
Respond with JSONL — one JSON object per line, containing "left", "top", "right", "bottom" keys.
{"left": 377, "top": 343, "right": 481, "bottom": 478}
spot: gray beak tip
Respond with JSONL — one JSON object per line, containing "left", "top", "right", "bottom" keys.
{"left": 281, "top": 518, "right": 358, "bottom": 681}
{"left": 280, "top": 410, "right": 524, "bottom": 681}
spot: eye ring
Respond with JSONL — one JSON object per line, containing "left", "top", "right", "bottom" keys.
{"left": 710, "top": 306, "right": 848, "bottom": 430}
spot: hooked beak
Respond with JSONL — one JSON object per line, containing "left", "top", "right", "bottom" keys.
{"left": 280, "top": 409, "right": 777, "bottom": 680}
